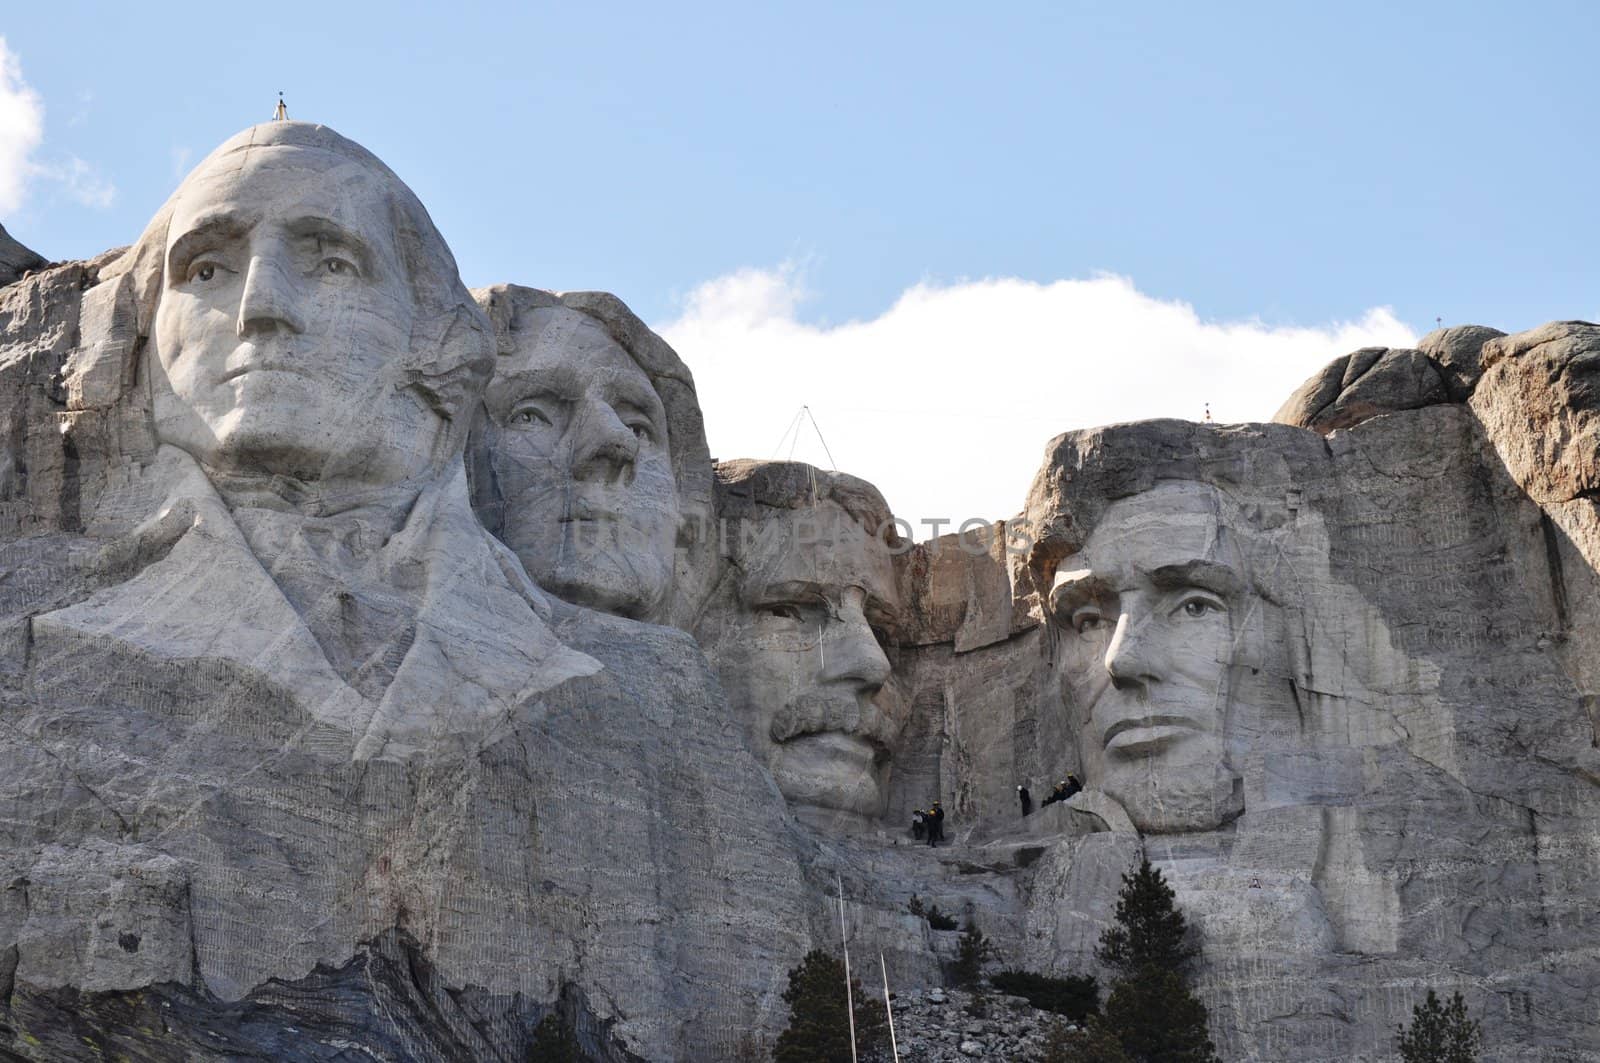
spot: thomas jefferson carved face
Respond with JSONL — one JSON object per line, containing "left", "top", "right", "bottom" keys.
{"left": 1049, "top": 482, "right": 1246, "bottom": 833}
{"left": 481, "top": 306, "right": 680, "bottom": 620}
{"left": 152, "top": 143, "right": 435, "bottom": 489}
{"left": 701, "top": 500, "right": 902, "bottom": 819}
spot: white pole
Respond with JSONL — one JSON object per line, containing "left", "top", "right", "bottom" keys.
{"left": 838, "top": 874, "right": 858, "bottom": 1063}
{"left": 880, "top": 951, "right": 901, "bottom": 1063}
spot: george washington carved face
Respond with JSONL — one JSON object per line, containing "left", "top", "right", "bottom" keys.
{"left": 149, "top": 129, "right": 472, "bottom": 493}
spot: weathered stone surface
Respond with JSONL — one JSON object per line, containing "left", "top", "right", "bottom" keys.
{"left": 1272, "top": 345, "right": 1450, "bottom": 433}
{"left": 0, "top": 123, "right": 824, "bottom": 1062}
{"left": 1419, "top": 323, "right": 1506, "bottom": 399}
{"left": 1, "top": 116, "right": 1598, "bottom": 1063}
{"left": 0, "top": 224, "right": 45, "bottom": 289}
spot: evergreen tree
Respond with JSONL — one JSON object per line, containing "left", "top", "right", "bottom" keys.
{"left": 1396, "top": 989, "right": 1482, "bottom": 1063}
{"left": 1038, "top": 1018, "right": 1134, "bottom": 1063}
{"left": 1095, "top": 857, "right": 1199, "bottom": 976}
{"left": 1100, "top": 969, "right": 1219, "bottom": 1063}
{"left": 1091, "top": 857, "right": 1219, "bottom": 1063}
{"left": 527, "top": 1012, "right": 582, "bottom": 1063}
{"left": 773, "top": 949, "right": 889, "bottom": 1063}
{"left": 951, "top": 917, "right": 997, "bottom": 987}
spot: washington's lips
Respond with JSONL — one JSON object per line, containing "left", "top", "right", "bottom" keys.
{"left": 1102, "top": 713, "right": 1198, "bottom": 755}
{"left": 219, "top": 352, "right": 313, "bottom": 383}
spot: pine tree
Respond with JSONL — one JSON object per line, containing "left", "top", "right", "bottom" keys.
{"left": 951, "top": 917, "right": 997, "bottom": 987}
{"left": 1100, "top": 969, "right": 1219, "bottom": 1063}
{"left": 1095, "top": 857, "right": 1199, "bottom": 976}
{"left": 1091, "top": 857, "right": 1219, "bottom": 1063}
{"left": 528, "top": 1012, "right": 582, "bottom": 1063}
{"left": 1396, "top": 989, "right": 1482, "bottom": 1063}
{"left": 1038, "top": 1018, "right": 1134, "bottom": 1063}
{"left": 772, "top": 949, "right": 889, "bottom": 1063}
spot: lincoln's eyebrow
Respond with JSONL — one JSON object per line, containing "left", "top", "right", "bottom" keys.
{"left": 166, "top": 209, "right": 250, "bottom": 280}
{"left": 1048, "top": 568, "right": 1114, "bottom": 615}
{"left": 1149, "top": 560, "right": 1243, "bottom": 598}
{"left": 863, "top": 592, "right": 899, "bottom": 631}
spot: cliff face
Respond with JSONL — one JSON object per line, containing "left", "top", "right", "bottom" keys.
{"left": 1, "top": 123, "right": 1597, "bottom": 1062}
{"left": 881, "top": 333, "right": 1600, "bottom": 1061}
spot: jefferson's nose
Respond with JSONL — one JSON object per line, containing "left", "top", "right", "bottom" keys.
{"left": 568, "top": 397, "right": 639, "bottom": 486}
{"left": 236, "top": 254, "right": 306, "bottom": 338}
{"left": 823, "top": 593, "right": 892, "bottom": 693}
{"left": 1104, "top": 609, "right": 1161, "bottom": 690}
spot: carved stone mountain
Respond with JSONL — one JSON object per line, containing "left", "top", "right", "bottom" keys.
{"left": 0, "top": 122, "right": 1596, "bottom": 1062}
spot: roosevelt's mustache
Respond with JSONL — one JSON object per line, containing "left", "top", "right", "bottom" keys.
{"left": 769, "top": 689, "right": 899, "bottom": 750}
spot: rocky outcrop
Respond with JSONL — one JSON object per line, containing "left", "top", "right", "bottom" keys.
{"left": 0, "top": 225, "right": 45, "bottom": 289}
{"left": 1, "top": 117, "right": 1597, "bottom": 1063}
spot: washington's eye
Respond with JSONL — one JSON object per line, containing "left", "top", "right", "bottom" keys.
{"left": 321, "top": 257, "right": 357, "bottom": 277}
{"left": 187, "top": 259, "right": 227, "bottom": 283}
{"left": 1178, "top": 596, "right": 1223, "bottom": 619}
{"left": 757, "top": 603, "right": 805, "bottom": 622}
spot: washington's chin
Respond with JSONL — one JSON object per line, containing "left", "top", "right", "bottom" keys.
{"left": 772, "top": 731, "right": 885, "bottom": 816}
{"left": 164, "top": 391, "right": 433, "bottom": 485}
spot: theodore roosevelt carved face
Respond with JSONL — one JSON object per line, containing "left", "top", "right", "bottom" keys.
{"left": 1048, "top": 481, "right": 1247, "bottom": 833}
{"left": 696, "top": 462, "right": 905, "bottom": 822}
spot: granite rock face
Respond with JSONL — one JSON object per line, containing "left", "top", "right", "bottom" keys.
{"left": 0, "top": 119, "right": 1597, "bottom": 1063}
{"left": 0, "top": 224, "right": 45, "bottom": 289}
{"left": 0, "top": 123, "right": 821, "bottom": 1062}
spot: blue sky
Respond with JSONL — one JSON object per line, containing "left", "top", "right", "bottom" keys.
{"left": 2, "top": 2, "right": 1595, "bottom": 525}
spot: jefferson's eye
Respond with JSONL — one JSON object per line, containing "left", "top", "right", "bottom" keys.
{"left": 510, "top": 406, "right": 552, "bottom": 426}
{"left": 322, "top": 257, "right": 356, "bottom": 277}
{"left": 629, "top": 422, "right": 653, "bottom": 442}
{"left": 758, "top": 603, "right": 805, "bottom": 622}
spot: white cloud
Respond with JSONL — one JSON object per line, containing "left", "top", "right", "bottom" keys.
{"left": 35, "top": 155, "right": 116, "bottom": 209}
{"left": 0, "top": 37, "right": 44, "bottom": 216}
{"left": 0, "top": 39, "right": 115, "bottom": 215}
{"left": 657, "top": 266, "right": 1417, "bottom": 535}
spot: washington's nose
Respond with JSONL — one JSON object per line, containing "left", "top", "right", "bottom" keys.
{"left": 1104, "top": 610, "right": 1160, "bottom": 690}
{"left": 823, "top": 599, "right": 892, "bottom": 693}
{"left": 568, "top": 397, "right": 639, "bottom": 486}
{"left": 236, "top": 254, "right": 306, "bottom": 338}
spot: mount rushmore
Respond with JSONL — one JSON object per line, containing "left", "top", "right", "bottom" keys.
{"left": 0, "top": 120, "right": 1595, "bottom": 1061}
